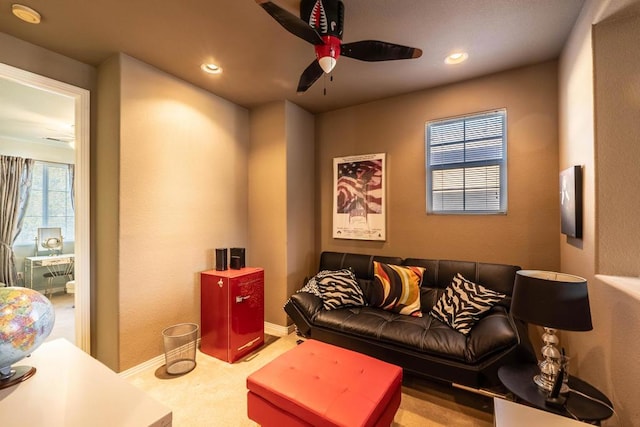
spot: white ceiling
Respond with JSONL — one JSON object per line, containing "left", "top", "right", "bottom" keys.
{"left": 0, "top": 76, "right": 75, "bottom": 146}
{"left": 0, "top": 0, "right": 587, "bottom": 117}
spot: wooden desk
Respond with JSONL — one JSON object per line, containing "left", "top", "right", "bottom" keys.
{"left": 0, "top": 339, "right": 172, "bottom": 427}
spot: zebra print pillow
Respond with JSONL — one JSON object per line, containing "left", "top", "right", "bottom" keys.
{"left": 429, "top": 273, "right": 506, "bottom": 335}
{"left": 306, "top": 269, "right": 366, "bottom": 310}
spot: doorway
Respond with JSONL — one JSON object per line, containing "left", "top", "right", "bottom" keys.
{"left": 0, "top": 63, "right": 91, "bottom": 353}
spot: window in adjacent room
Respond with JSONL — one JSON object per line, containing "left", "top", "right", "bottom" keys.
{"left": 14, "top": 161, "right": 75, "bottom": 246}
{"left": 425, "top": 109, "right": 507, "bottom": 214}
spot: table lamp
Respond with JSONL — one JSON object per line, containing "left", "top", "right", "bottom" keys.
{"left": 511, "top": 270, "right": 592, "bottom": 393}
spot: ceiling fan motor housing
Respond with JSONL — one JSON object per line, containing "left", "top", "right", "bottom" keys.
{"left": 301, "top": 0, "right": 344, "bottom": 73}
{"left": 316, "top": 36, "right": 340, "bottom": 73}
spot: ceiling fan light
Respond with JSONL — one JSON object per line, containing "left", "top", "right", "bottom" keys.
{"left": 318, "top": 57, "right": 336, "bottom": 74}
{"left": 12, "top": 4, "right": 41, "bottom": 24}
{"left": 445, "top": 52, "right": 468, "bottom": 65}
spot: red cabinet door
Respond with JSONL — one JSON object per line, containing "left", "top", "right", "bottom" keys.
{"left": 200, "top": 272, "right": 230, "bottom": 362}
{"left": 229, "top": 269, "right": 264, "bottom": 362}
{"left": 201, "top": 268, "right": 264, "bottom": 363}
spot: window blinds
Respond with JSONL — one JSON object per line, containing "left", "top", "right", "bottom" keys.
{"left": 426, "top": 110, "right": 507, "bottom": 214}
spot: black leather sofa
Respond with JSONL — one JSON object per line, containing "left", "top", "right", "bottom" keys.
{"left": 284, "top": 251, "right": 536, "bottom": 389}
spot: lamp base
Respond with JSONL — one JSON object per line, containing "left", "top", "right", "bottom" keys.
{"left": 534, "top": 373, "right": 569, "bottom": 394}
{"left": 0, "top": 366, "right": 36, "bottom": 390}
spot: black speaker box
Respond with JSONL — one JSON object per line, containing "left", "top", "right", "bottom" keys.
{"left": 230, "top": 256, "right": 241, "bottom": 270}
{"left": 230, "top": 247, "right": 245, "bottom": 268}
{"left": 215, "top": 248, "right": 228, "bottom": 271}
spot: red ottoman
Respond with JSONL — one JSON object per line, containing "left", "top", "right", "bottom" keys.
{"left": 247, "top": 339, "right": 402, "bottom": 427}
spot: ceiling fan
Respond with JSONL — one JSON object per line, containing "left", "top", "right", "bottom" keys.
{"left": 256, "top": 0, "right": 423, "bottom": 93}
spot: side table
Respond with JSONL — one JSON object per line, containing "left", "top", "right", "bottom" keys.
{"left": 498, "top": 363, "right": 613, "bottom": 423}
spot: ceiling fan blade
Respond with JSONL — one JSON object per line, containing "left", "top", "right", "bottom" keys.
{"left": 256, "top": 0, "right": 323, "bottom": 45}
{"left": 297, "top": 60, "right": 324, "bottom": 93}
{"left": 341, "top": 40, "right": 423, "bottom": 62}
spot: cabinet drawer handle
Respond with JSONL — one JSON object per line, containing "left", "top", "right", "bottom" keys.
{"left": 217, "top": 279, "right": 223, "bottom": 288}
{"left": 235, "top": 295, "right": 250, "bottom": 303}
{"left": 237, "top": 337, "right": 261, "bottom": 351}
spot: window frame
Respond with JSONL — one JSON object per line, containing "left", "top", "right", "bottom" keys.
{"left": 425, "top": 109, "right": 508, "bottom": 215}
{"left": 15, "top": 161, "right": 75, "bottom": 246}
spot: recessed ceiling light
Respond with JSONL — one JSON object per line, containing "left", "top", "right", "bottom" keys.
{"left": 201, "top": 63, "right": 222, "bottom": 74}
{"left": 445, "top": 52, "right": 468, "bottom": 65}
{"left": 12, "top": 4, "right": 41, "bottom": 24}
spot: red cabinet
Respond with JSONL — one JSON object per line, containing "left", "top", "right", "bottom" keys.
{"left": 200, "top": 267, "right": 264, "bottom": 363}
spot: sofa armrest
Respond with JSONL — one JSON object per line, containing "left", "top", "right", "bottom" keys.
{"left": 288, "top": 292, "right": 324, "bottom": 320}
{"left": 284, "top": 292, "right": 325, "bottom": 338}
{"left": 465, "top": 306, "right": 519, "bottom": 362}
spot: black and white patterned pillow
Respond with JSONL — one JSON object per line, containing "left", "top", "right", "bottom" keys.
{"left": 298, "top": 275, "right": 322, "bottom": 298}
{"left": 430, "top": 273, "right": 506, "bottom": 335}
{"left": 301, "top": 269, "right": 366, "bottom": 310}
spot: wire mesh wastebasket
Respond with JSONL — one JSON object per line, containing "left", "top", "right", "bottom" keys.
{"left": 162, "top": 322, "right": 199, "bottom": 375}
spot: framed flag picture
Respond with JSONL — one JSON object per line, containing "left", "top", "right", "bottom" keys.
{"left": 333, "top": 153, "right": 386, "bottom": 241}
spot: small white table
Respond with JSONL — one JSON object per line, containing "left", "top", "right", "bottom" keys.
{"left": 494, "top": 398, "right": 587, "bottom": 427}
{"left": 24, "top": 253, "right": 75, "bottom": 288}
{"left": 0, "top": 339, "right": 172, "bottom": 427}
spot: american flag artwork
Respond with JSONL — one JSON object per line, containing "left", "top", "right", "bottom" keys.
{"left": 336, "top": 160, "right": 383, "bottom": 216}
{"left": 333, "top": 153, "right": 386, "bottom": 241}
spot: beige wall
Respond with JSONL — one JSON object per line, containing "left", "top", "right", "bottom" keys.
{"left": 97, "top": 54, "right": 250, "bottom": 370}
{"left": 285, "top": 102, "right": 316, "bottom": 303}
{"left": 249, "top": 102, "right": 288, "bottom": 325}
{"left": 594, "top": 13, "right": 640, "bottom": 277}
{"left": 0, "top": 32, "right": 95, "bottom": 91}
{"left": 559, "top": 1, "right": 640, "bottom": 424}
{"left": 316, "top": 61, "right": 560, "bottom": 270}
{"left": 249, "top": 101, "right": 315, "bottom": 326}
{"left": 94, "top": 55, "right": 121, "bottom": 369}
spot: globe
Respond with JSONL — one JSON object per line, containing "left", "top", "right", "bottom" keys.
{"left": 0, "top": 287, "right": 55, "bottom": 384}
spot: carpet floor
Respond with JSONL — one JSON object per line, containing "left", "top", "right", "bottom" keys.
{"left": 46, "top": 292, "right": 75, "bottom": 343}
{"left": 127, "top": 333, "right": 494, "bottom": 426}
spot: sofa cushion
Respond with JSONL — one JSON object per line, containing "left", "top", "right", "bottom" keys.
{"left": 303, "top": 269, "right": 366, "bottom": 311}
{"left": 430, "top": 273, "right": 506, "bottom": 335}
{"left": 370, "top": 262, "right": 425, "bottom": 317}
{"left": 420, "top": 287, "right": 440, "bottom": 312}
{"left": 313, "top": 307, "right": 467, "bottom": 363}
{"left": 319, "top": 252, "right": 404, "bottom": 280}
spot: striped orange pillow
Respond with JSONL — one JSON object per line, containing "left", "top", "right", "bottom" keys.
{"left": 370, "top": 261, "right": 425, "bottom": 317}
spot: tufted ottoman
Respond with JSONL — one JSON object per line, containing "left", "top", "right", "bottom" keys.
{"left": 246, "top": 339, "right": 402, "bottom": 427}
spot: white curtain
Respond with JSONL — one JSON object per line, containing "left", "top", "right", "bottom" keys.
{"left": 68, "top": 163, "right": 75, "bottom": 211}
{"left": 0, "top": 155, "right": 34, "bottom": 286}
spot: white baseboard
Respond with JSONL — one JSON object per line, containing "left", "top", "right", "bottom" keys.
{"left": 119, "top": 352, "right": 167, "bottom": 379}
{"left": 119, "top": 322, "right": 295, "bottom": 379}
{"left": 264, "top": 321, "right": 295, "bottom": 337}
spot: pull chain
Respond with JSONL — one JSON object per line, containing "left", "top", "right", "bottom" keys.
{"left": 323, "top": 72, "right": 334, "bottom": 96}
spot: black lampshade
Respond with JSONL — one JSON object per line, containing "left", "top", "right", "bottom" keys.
{"left": 511, "top": 270, "right": 593, "bottom": 331}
